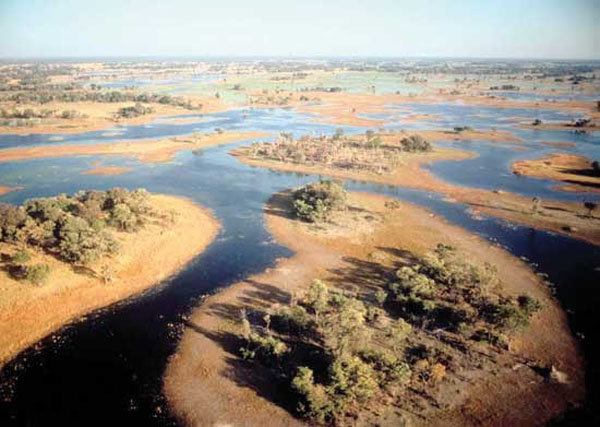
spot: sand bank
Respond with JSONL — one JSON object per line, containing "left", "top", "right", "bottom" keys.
{"left": 0, "top": 131, "right": 268, "bottom": 164}
{"left": 513, "top": 153, "right": 600, "bottom": 194}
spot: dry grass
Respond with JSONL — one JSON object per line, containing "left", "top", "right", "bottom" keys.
{"left": 513, "top": 152, "right": 600, "bottom": 194}
{"left": 0, "top": 194, "right": 219, "bottom": 365}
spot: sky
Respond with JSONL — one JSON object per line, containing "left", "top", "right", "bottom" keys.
{"left": 0, "top": 0, "right": 598, "bottom": 59}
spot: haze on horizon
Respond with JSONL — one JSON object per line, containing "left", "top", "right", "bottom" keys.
{"left": 0, "top": 0, "right": 599, "bottom": 60}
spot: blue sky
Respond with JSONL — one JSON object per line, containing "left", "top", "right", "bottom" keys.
{"left": 0, "top": 0, "right": 598, "bottom": 59}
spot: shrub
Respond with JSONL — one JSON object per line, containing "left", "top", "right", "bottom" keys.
{"left": 328, "top": 355, "right": 379, "bottom": 405}
{"left": 292, "top": 367, "right": 334, "bottom": 423}
{"left": 11, "top": 249, "right": 31, "bottom": 264}
{"left": 386, "top": 318, "right": 412, "bottom": 345}
{"left": 392, "top": 266, "right": 437, "bottom": 298}
{"left": 471, "top": 328, "right": 508, "bottom": 349}
{"left": 374, "top": 288, "right": 388, "bottom": 306}
{"left": 482, "top": 301, "right": 529, "bottom": 330}
{"left": 292, "top": 180, "right": 346, "bottom": 222}
{"left": 358, "top": 348, "right": 412, "bottom": 385}
{"left": 305, "top": 279, "right": 329, "bottom": 322}
{"left": 400, "top": 135, "right": 432, "bottom": 152}
{"left": 110, "top": 203, "right": 138, "bottom": 231}
{"left": 453, "top": 126, "right": 472, "bottom": 132}
{"left": 274, "top": 305, "right": 311, "bottom": 333}
{"left": 24, "top": 263, "right": 50, "bottom": 285}
{"left": 0, "top": 204, "right": 27, "bottom": 242}
{"left": 517, "top": 294, "right": 542, "bottom": 316}
{"left": 246, "top": 332, "right": 289, "bottom": 362}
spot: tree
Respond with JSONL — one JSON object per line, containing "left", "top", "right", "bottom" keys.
{"left": 400, "top": 135, "right": 432, "bottom": 152}
{"left": 110, "top": 203, "right": 138, "bottom": 231}
{"left": 326, "top": 298, "right": 367, "bottom": 356}
{"left": 57, "top": 216, "right": 118, "bottom": 265}
{"left": 584, "top": 201, "right": 597, "bottom": 218}
{"left": 374, "top": 288, "right": 387, "bottom": 306}
{"left": 531, "top": 197, "right": 541, "bottom": 214}
{"left": 305, "top": 279, "right": 329, "bottom": 323}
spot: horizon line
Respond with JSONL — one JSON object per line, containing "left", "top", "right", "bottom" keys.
{"left": 1, "top": 54, "right": 600, "bottom": 63}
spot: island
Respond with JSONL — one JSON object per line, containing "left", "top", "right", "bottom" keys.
{"left": 164, "top": 181, "right": 583, "bottom": 426}
{"left": 0, "top": 188, "right": 219, "bottom": 364}
{"left": 231, "top": 131, "right": 600, "bottom": 245}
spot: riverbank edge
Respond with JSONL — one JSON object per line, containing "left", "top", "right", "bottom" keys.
{"left": 0, "top": 194, "right": 220, "bottom": 365}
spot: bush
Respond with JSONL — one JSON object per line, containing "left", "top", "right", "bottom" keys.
{"left": 392, "top": 266, "right": 437, "bottom": 298}
{"left": 328, "top": 355, "right": 379, "bottom": 405}
{"left": 453, "top": 126, "right": 473, "bottom": 132}
{"left": 517, "top": 294, "right": 542, "bottom": 316}
{"left": 11, "top": 249, "right": 31, "bottom": 264}
{"left": 482, "top": 301, "right": 530, "bottom": 330}
{"left": 245, "top": 332, "right": 289, "bottom": 362}
{"left": 24, "top": 263, "right": 50, "bottom": 285}
{"left": 109, "top": 203, "right": 138, "bottom": 231}
{"left": 273, "top": 305, "right": 311, "bottom": 333}
{"left": 400, "top": 135, "right": 432, "bottom": 152}
{"left": 358, "top": 348, "right": 412, "bottom": 385}
{"left": 292, "top": 180, "right": 346, "bottom": 222}
{"left": 292, "top": 367, "right": 334, "bottom": 423}
{"left": 58, "top": 216, "right": 118, "bottom": 264}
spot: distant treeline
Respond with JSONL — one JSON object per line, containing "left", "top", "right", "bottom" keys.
{"left": 0, "top": 86, "right": 198, "bottom": 109}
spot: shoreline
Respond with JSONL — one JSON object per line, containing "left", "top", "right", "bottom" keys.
{"left": 0, "top": 194, "right": 220, "bottom": 365}
{"left": 0, "top": 131, "right": 268, "bottom": 164}
{"left": 513, "top": 152, "right": 600, "bottom": 194}
{"left": 0, "top": 97, "right": 227, "bottom": 135}
{"left": 164, "top": 190, "right": 583, "bottom": 426}
{"left": 0, "top": 186, "right": 16, "bottom": 197}
{"left": 232, "top": 145, "right": 600, "bottom": 246}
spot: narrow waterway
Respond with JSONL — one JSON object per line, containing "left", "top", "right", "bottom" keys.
{"left": 0, "top": 105, "right": 598, "bottom": 425}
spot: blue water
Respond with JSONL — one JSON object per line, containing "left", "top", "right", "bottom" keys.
{"left": 0, "top": 101, "right": 599, "bottom": 425}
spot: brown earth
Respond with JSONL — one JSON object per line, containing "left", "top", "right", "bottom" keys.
{"left": 0, "top": 194, "right": 219, "bottom": 365}
{"left": 82, "top": 163, "right": 133, "bottom": 175}
{"left": 513, "top": 153, "right": 600, "bottom": 194}
{"left": 541, "top": 141, "right": 576, "bottom": 148}
{"left": 0, "top": 186, "right": 16, "bottom": 197}
{"left": 288, "top": 92, "right": 597, "bottom": 128}
{"left": 0, "top": 131, "right": 268, "bottom": 164}
{"left": 0, "top": 97, "right": 227, "bottom": 135}
{"left": 232, "top": 143, "right": 600, "bottom": 246}
{"left": 164, "top": 191, "right": 584, "bottom": 426}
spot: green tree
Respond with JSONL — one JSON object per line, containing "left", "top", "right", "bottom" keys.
{"left": 305, "top": 279, "right": 329, "bottom": 323}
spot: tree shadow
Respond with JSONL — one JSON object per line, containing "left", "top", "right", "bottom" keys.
{"left": 264, "top": 191, "right": 295, "bottom": 220}
{"left": 183, "top": 317, "right": 301, "bottom": 417}
{"left": 562, "top": 178, "right": 600, "bottom": 189}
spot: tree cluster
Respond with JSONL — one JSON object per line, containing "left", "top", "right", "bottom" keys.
{"left": 0, "top": 188, "right": 153, "bottom": 274}
{"left": 292, "top": 181, "right": 347, "bottom": 223}
{"left": 236, "top": 243, "right": 541, "bottom": 424}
